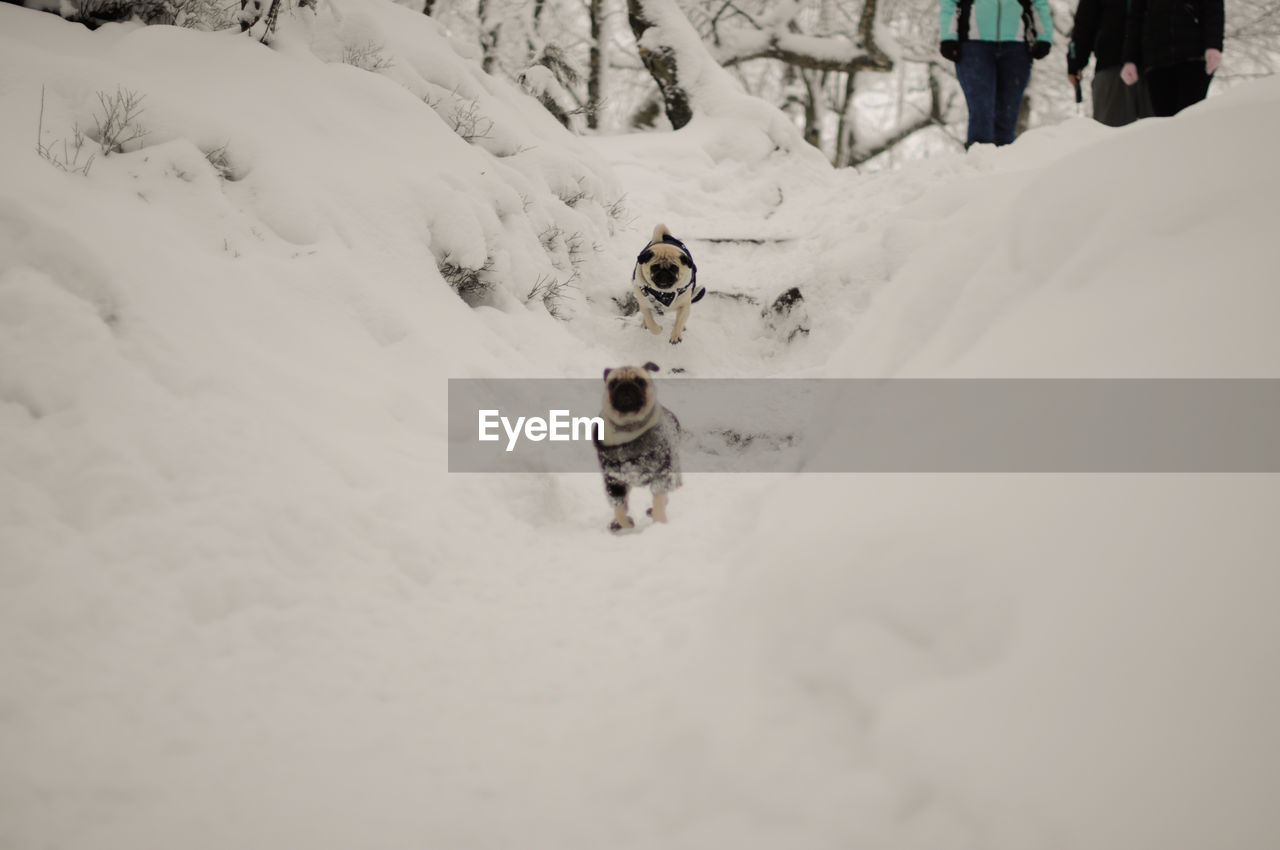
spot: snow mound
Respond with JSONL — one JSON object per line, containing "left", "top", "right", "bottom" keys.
{"left": 820, "top": 77, "right": 1280, "bottom": 378}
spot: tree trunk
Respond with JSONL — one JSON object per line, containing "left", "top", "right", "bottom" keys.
{"left": 476, "top": 0, "right": 501, "bottom": 75}
{"left": 588, "top": 0, "right": 603, "bottom": 130}
{"left": 626, "top": 0, "right": 693, "bottom": 129}
{"left": 834, "top": 72, "right": 857, "bottom": 167}
{"left": 800, "top": 70, "right": 821, "bottom": 149}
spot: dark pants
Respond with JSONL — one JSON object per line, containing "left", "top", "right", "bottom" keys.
{"left": 1145, "top": 60, "right": 1213, "bottom": 117}
{"left": 1092, "top": 66, "right": 1152, "bottom": 127}
{"left": 954, "top": 41, "right": 1033, "bottom": 146}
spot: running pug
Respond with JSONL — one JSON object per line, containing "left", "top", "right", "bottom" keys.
{"left": 593, "top": 362, "right": 682, "bottom": 531}
{"left": 633, "top": 224, "right": 705, "bottom": 344}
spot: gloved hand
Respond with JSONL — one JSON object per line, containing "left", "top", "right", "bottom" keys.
{"left": 1030, "top": 40, "right": 1051, "bottom": 60}
{"left": 1205, "top": 48, "right": 1222, "bottom": 74}
{"left": 1120, "top": 62, "right": 1139, "bottom": 85}
{"left": 940, "top": 40, "right": 961, "bottom": 62}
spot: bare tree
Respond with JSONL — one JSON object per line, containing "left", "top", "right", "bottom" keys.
{"left": 1224, "top": 0, "right": 1280, "bottom": 75}
{"left": 628, "top": 0, "right": 896, "bottom": 141}
{"left": 709, "top": 2, "right": 892, "bottom": 75}
{"left": 843, "top": 64, "right": 952, "bottom": 166}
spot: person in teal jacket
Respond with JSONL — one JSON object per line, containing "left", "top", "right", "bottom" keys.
{"left": 940, "top": 0, "right": 1055, "bottom": 146}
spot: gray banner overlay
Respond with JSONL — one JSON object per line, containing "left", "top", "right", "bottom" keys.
{"left": 448, "top": 379, "right": 1280, "bottom": 472}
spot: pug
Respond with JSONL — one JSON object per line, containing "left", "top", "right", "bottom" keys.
{"left": 632, "top": 224, "right": 705, "bottom": 344}
{"left": 594, "top": 362, "right": 682, "bottom": 531}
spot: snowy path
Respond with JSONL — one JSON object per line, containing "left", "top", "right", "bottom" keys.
{"left": 369, "top": 149, "right": 874, "bottom": 845}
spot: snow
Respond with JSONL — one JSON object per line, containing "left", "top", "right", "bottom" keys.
{"left": 2, "top": 2, "right": 1279, "bottom": 850}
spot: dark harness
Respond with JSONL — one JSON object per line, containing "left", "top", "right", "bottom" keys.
{"left": 634, "top": 234, "right": 706, "bottom": 313}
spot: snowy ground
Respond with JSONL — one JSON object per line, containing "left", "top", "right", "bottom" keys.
{"left": 2, "top": 3, "right": 1279, "bottom": 850}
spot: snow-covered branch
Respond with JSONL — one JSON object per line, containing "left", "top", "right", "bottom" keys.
{"left": 715, "top": 30, "right": 891, "bottom": 73}
{"left": 712, "top": 0, "right": 892, "bottom": 73}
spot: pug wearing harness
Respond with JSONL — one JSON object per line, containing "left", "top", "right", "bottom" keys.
{"left": 633, "top": 224, "right": 705, "bottom": 345}
{"left": 593, "top": 362, "right": 682, "bottom": 532}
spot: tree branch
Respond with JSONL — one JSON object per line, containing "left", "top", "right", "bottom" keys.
{"left": 847, "top": 63, "right": 947, "bottom": 167}
{"left": 717, "top": 0, "right": 892, "bottom": 73}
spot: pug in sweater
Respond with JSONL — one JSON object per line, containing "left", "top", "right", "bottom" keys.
{"left": 593, "top": 362, "right": 682, "bottom": 531}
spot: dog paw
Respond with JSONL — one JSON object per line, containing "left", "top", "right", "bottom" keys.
{"left": 669, "top": 335, "right": 682, "bottom": 345}
{"left": 609, "top": 517, "right": 635, "bottom": 532}
{"left": 645, "top": 507, "right": 668, "bottom": 523}
{"left": 647, "top": 324, "right": 663, "bottom": 335}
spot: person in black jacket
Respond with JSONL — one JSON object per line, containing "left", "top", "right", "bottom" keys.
{"left": 1067, "top": 0, "right": 1152, "bottom": 125}
{"left": 1120, "top": 0, "right": 1224, "bottom": 116}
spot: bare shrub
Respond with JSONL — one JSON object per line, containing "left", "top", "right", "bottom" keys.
{"left": 526, "top": 272, "right": 576, "bottom": 319}
{"left": 342, "top": 41, "right": 395, "bottom": 73}
{"left": 558, "top": 176, "right": 590, "bottom": 208}
{"left": 202, "top": 142, "right": 239, "bottom": 180}
{"left": 424, "top": 89, "right": 495, "bottom": 144}
{"left": 539, "top": 224, "right": 593, "bottom": 273}
{"left": 87, "top": 87, "right": 149, "bottom": 156}
{"left": 603, "top": 194, "right": 634, "bottom": 232}
{"left": 563, "top": 230, "right": 588, "bottom": 266}
{"left": 36, "top": 87, "right": 95, "bottom": 177}
{"left": 446, "top": 98, "right": 494, "bottom": 143}
{"left": 169, "top": 0, "right": 238, "bottom": 29}
{"left": 70, "top": 0, "right": 168, "bottom": 25}
{"left": 439, "top": 257, "right": 496, "bottom": 305}
{"left": 538, "top": 223, "right": 563, "bottom": 254}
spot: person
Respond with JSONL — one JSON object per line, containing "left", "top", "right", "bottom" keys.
{"left": 1120, "top": 0, "right": 1224, "bottom": 117}
{"left": 1067, "top": 0, "right": 1152, "bottom": 125}
{"left": 939, "top": 0, "right": 1055, "bottom": 147}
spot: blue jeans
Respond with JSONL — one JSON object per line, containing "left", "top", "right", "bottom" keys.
{"left": 954, "top": 41, "right": 1032, "bottom": 147}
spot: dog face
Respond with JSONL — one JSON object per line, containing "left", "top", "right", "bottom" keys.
{"left": 602, "top": 362, "right": 659, "bottom": 423}
{"left": 636, "top": 226, "right": 693, "bottom": 292}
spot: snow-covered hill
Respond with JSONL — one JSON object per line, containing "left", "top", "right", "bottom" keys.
{"left": 2, "top": 3, "right": 1278, "bottom": 849}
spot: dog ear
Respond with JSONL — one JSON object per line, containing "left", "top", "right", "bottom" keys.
{"left": 603, "top": 368, "right": 612, "bottom": 380}
{"left": 643, "top": 362, "right": 659, "bottom": 373}
{"left": 637, "top": 250, "right": 653, "bottom": 265}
